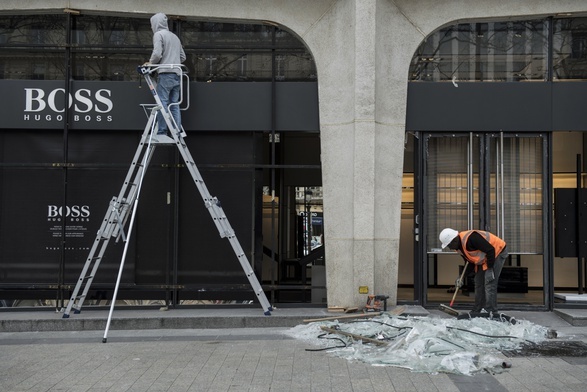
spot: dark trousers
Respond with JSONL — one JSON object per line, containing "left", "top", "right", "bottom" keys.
{"left": 473, "top": 249, "right": 508, "bottom": 313}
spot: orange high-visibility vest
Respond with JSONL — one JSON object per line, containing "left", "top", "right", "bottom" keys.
{"left": 458, "top": 230, "right": 506, "bottom": 271}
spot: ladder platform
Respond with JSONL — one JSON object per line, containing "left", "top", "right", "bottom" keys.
{"left": 151, "top": 135, "right": 176, "bottom": 144}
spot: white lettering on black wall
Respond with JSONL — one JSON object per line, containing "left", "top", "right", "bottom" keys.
{"left": 23, "top": 87, "right": 114, "bottom": 124}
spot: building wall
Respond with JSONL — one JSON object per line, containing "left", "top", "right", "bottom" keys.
{"left": 4, "top": 0, "right": 587, "bottom": 308}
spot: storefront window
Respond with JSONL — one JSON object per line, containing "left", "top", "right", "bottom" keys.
{"left": 411, "top": 16, "right": 587, "bottom": 82}
{"left": 71, "top": 52, "right": 148, "bottom": 80}
{"left": 191, "top": 50, "right": 273, "bottom": 81}
{"left": 0, "top": 15, "right": 66, "bottom": 80}
{"left": 0, "top": 15, "right": 315, "bottom": 82}
{"left": 0, "top": 14, "right": 66, "bottom": 46}
{"left": 553, "top": 17, "right": 587, "bottom": 80}
{"left": 0, "top": 51, "right": 65, "bottom": 79}
{"left": 72, "top": 15, "right": 152, "bottom": 47}
{"left": 410, "top": 19, "right": 548, "bottom": 82}
{"left": 182, "top": 21, "right": 274, "bottom": 47}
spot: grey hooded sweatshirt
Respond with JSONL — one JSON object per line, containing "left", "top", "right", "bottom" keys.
{"left": 149, "top": 13, "right": 186, "bottom": 75}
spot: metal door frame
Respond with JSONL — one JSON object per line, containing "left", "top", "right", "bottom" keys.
{"left": 416, "top": 131, "right": 551, "bottom": 310}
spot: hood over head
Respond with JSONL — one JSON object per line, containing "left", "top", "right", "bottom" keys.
{"left": 151, "top": 13, "right": 168, "bottom": 34}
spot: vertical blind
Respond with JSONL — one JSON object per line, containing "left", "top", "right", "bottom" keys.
{"left": 426, "top": 133, "right": 543, "bottom": 254}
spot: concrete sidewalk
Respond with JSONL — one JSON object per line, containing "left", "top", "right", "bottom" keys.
{"left": 1, "top": 307, "right": 587, "bottom": 391}
{"left": 0, "top": 304, "right": 586, "bottom": 332}
{"left": 0, "top": 305, "right": 434, "bottom": 333}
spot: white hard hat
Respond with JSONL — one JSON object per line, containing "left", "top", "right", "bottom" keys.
{"left": 439, "top": 228, "right": 459, "bottom": 249}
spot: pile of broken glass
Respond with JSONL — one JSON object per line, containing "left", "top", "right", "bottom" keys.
{"left": 285, "top": 312, "right": 552, "bottom": 375}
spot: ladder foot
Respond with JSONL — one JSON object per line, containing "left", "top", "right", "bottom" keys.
{"left": 74, "top": 309, "right": 81, "bottom": 314}
{"left": 62, "top": 314, "right": 70, "bottom": 319}
{"left": 268, "top": 306, "right": 274, "bottom": 312}
{"left": 102, "top": 338, "right": 108, "bottom": 343}
{"left": 264, "top": 311, "right": 272, "bottom": 316}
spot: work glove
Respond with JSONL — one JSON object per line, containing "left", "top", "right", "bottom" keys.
{"left": 455, "top": 277, "right": 464, "bottom": 288}
{"left": 485, "top": 268, "right": 495, "bottom": 284}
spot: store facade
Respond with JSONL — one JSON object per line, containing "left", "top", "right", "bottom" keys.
{"left": 2, "top": 1, "right": 587, "bottom": 311}
{"left": 400, "top": 15, "right": 587, "bottom": 311}
{"left": 0, "top": 8, "right": 322, "bottom": 307}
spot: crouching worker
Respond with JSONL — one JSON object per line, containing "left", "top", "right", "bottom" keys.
{"left": 439, "top": 228, "right": 508, "bottom": 316}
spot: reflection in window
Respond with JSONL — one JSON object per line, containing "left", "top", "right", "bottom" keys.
{"left": 182, "top": 21, "right": 275, "bottom": 47}
{"left": 72, "top": 16, "right": 151, "bottom": 47}
{"left": 72, "top": 27, "right": 86, "bottom": 45}
{"left": 237, "top": 54, "right": 247, "bottom": 79}
{"left": 0, "top": 14, "right": 317, "bottom": 82}
{"left": 410, "top": 20, "right": 548, "bottom": 82}
{"left": 72, "top": 53, "right": 148, "bottom": 81}
{"left": 295, "top": 186, "right": 324, "bottom": 256}
{"left": 0, "top": 15, "right": 65, "bottom": 46}
{"left": 30, "top": 25, "right": 46, "bottom": 44}
{"left": 189, "top": 50, "right": 315, "bottom": 82}
{"left": 202, "top": 54, "right": 218, "bottom": 79}
{"left": 110, "top": 64, "right": 125, "bottom": 81}
{"left": 275, "top": 54, "right": 286, "bottom": 81}
{"left": 32, "top": 63, "right": 45, "bottom": 80}
{"left": 553, "top": 18, "right": 587, "bottom": 80}
{"left": 0, "top": 53, "right": 60, "bottom": 80}
{"left": 278, "top": 52, "right": 316, "bottom": 81}
{"left": 109, "top": 28, "right": 125, "bottom": 46}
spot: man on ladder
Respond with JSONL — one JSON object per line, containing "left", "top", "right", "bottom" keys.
{"left": 61, "top": 15, "right": 273, "bottom": 341}
{"left": 144, "top": 12, "right": 186, "bottom": 142}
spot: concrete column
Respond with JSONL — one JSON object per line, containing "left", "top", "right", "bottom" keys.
{"left": 305, "top": 0, "right": 358, "bottom": 307}
{"left": 351, "top": 0, "right": 377, "bottom": 306}
{"left": 311, "top": 0, "right": 412, "bottom": 308}
{"left": 370, "top": 1, "right": 426, "bottom": 306}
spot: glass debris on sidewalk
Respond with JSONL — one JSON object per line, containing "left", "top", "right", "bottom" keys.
{"left": 285, "top": 313, "right": 552, "bottom": 375}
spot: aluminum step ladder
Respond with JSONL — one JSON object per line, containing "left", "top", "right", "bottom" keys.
{"left": 62, "top": 64, "right": 273, "bottom": 329}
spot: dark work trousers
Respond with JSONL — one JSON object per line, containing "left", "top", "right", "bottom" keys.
{"left": 473, "top": 249, "right": 508, "bottom": 313}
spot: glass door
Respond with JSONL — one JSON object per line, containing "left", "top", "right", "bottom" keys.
{"left": 487, "top": 134, "right": 547, "bottom": 307}
{"left": 421, "top": 132, "right": 548, "bottom": 309}
{"left": 422, "top": 133, "right": 479, "bottom": 306}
